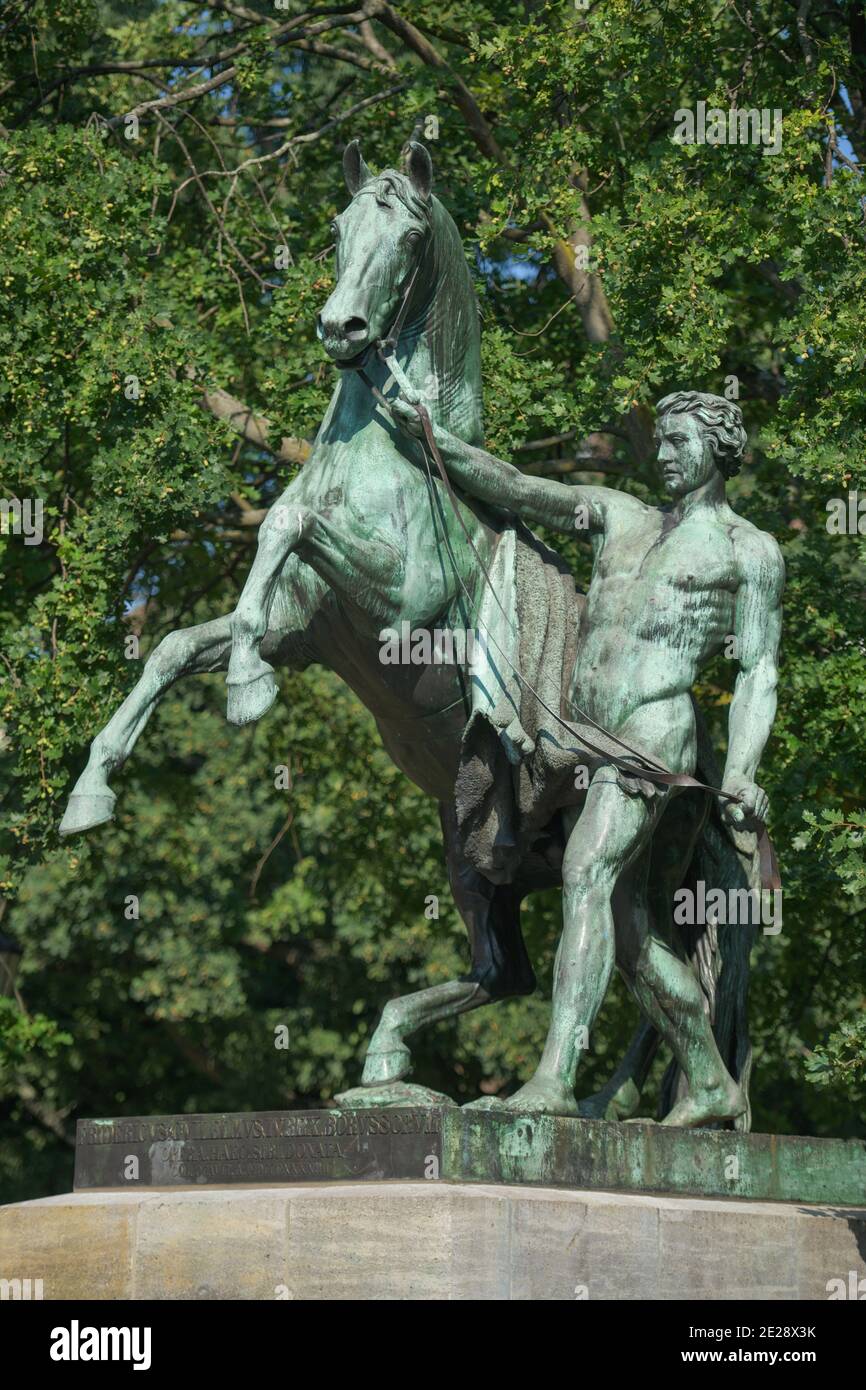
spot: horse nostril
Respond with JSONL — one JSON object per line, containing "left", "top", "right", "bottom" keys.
{"left": 317, "top": 311, "right": 367, "bottom": 346}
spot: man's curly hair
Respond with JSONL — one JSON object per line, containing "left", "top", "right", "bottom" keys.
{"left": 655, "top": 391, "right": 747, "bottom": 479}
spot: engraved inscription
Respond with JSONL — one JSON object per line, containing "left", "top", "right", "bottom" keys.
{"left": 74, "top": 1109, "right": 443, "bottom": 1188}
{"left": 79, "top": 1109, "right": 441, "bottom": 1146}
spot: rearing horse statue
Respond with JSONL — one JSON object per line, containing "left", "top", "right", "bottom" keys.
{"left": 59, "top": 140, "right": 758, "bottom": 1124}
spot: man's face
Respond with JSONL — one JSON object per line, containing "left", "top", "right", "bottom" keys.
{"left": 656, "top": 412, "right": 717, "bottom": 498}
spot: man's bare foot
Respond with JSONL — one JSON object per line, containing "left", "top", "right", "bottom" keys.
{"left": 660, "top": 1079, "right": 746, "bottom": 1129}
{"left": 500, "top": 1077, "right": 580, "bottom": 1117}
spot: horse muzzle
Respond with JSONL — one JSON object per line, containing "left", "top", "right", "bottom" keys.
{"left": 316, "top": 308, "right": 373, "bottom": 365}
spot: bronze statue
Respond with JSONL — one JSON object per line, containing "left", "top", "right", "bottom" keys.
{"left": 59, "top": 141, "right": 778, "bottom": 1126}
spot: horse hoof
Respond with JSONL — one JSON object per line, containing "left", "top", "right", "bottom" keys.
{"left": 226, "top": 670, "right": 277, "bottom": 726}
{"left": 335, "top": 1081, "right": 458, "bottom": 1109}
{"left": 360, "top": 1043, "right": 412, "bottom": 1086}
{"left": 59, "top": 790, "right": 116, "bottom": 837}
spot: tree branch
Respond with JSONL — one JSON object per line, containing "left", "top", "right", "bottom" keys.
{"left": 16, "top": 1081, "right": 75, "bottom": 1148}
{"left": 198, "top": 387, "right": 312, "bottom": 466}
{"left": 369, "top": 6, "right": 649, "bottom": 455}
{"left": 372, "top": 2, "right": 505, "bottom": 161}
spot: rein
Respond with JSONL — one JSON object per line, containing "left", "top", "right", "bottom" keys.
{"left": 346, "top": 268, "right": 780, "bottom": 895}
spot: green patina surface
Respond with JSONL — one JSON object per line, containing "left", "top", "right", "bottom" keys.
{"left": 71, "top": 1106, "right": 866, "bottom": 1204}
{"left": 441, "top": 1110, "right": 866, "bottom": 1207}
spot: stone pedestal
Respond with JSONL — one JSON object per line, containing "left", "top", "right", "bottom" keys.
{"left": 71, "top": 1107, "right": 866, "bottom": 1206}
{"left": 2, "top": 1182, "right": 864, "bottom": 1300}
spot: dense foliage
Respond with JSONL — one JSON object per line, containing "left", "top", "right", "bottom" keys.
{"left": 1, "top": 0, "right": 864, "bottom": 1201}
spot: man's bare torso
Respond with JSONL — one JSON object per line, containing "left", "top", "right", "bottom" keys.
{"left": 573, "top": 500, "right": 755, "bottom": 732}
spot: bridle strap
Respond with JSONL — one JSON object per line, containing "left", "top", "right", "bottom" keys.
{"left": 380, "top": 261, "right": 421, "bottom": 355}
{"left": 337, "top": 260, "right": 422, "bottom": 379}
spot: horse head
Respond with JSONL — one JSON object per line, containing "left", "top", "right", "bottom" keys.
{"left": 316, "top": 139, "right": 434, "bottom": 366}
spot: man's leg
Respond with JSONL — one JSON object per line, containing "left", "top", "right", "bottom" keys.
{"left": 576, "top": 791, "right": 707, "bottom": 1120}
{"left": 501, "top": 769, "right": 664, "bottom": 1116}
{"left": 620, "top": 941, "right": 746, "bottom": 1127}
{"left": 615, "top": 844, "right": 747, "bottom": 1128}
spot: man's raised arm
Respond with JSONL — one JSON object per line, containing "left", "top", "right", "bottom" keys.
{"left": 389, "top": 399, "right": 640, "bottom": 534}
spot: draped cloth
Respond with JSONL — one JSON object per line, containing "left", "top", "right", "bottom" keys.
{"left": 455, "top": 523, "right": 664, "bottom": 883}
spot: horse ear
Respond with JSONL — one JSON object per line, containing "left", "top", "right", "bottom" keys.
{"left": 404, "top": 141, "right": 433, "bottom": 201}
{"left": 343, "top": 139, "right": 373, "bottom": 195}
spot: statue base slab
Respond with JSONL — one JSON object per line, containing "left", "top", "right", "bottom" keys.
{"left": 2, "top": 1182, "right": 863, "bottom": 1300}
{"left": 70, "top": 1108, "right": 866, "bottom": 1207}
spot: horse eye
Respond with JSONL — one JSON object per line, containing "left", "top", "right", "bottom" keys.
{"left": 330, "top": 221, "right": 339, "bottom": 238}
{"left": 406, "top": 229, "right": 423, "bottom": 245}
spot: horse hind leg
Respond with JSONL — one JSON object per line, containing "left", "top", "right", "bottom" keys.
{"left": 335, "top": 806, "right": 535, "bottom": 1109}
{"left": 59, "top": 614, "right": 233, "bottom": 836}
{"left": 576, "top": 1019, "right": 660, "bottom": 1121}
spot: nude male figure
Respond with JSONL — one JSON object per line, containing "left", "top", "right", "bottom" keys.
{"left": 392, "top": 390, "right": 784, "bottom": 1125}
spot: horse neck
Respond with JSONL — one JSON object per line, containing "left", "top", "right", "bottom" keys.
{"left": 403, "top": 197, "right": 483, "bottom": 446}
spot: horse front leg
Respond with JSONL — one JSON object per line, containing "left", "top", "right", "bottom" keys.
{"left": 227, "top": 499, "right": 393, "bottom": 724}
{"left": 226, "top": 503, "right": 308, "bottom": 725}
{"left": 62, "top": 556, "right": 324, "bottom": 836}
{"left": 59, "top": 614, "right": 233, "bottom": 836}
{"left": 292, "top": 504, "right": 405, "bottom": 617}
